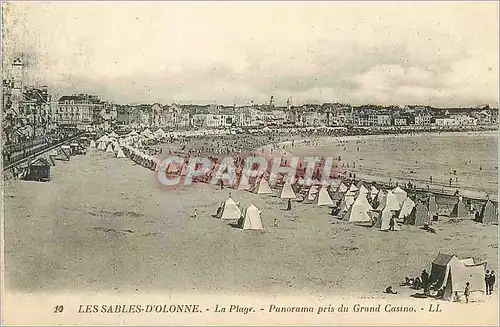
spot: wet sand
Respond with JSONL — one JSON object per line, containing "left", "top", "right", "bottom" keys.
{"left": 4, "top": 146, "right": 498, "bottom": 298}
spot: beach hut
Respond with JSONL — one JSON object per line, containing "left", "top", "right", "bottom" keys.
{"left": 392, "top": 186, "right": 408, "bottom": 207}
{"left": 478, "top": 200, "right": 498, "bottom": 224}
{"left": 251, "top": 178, "right": 273, "bottom": 195}
{"left": 398, "top": 196, "right": 416, "bottom": 220}
{"left": 343, "top": 193, "right": 372, "bottom": 223}
{"left": 56, "top": 145, "right": 72, "bottom": 161}
{"left": 279, "top": 182, "right": 296, "bottom": 199}
{"left": 215, "top": 197, "right": 242, "bottom": 220}
{"left": 240, "top": 204, "right": 263, "bottom": 230}
{"left": 24, "top": 157, "right": 51, "bottom": 182}
{"left": 428, "top": 194, "right": 438, "bottom": 217}
{"left": 404, "top": 201, "right": 430, "bottom": 226}
{"left": 450, "top": 196, "right": 466, "bottom": 218}
{"left": 313, "top": 186, "right": 334, "bottom": 206}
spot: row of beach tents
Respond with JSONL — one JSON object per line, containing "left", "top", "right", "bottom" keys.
{"left": 236, "top": 176, "right": 497, "bottom": 227}
{"left": 88, "top": 130, "right": 498, "bottom": 227}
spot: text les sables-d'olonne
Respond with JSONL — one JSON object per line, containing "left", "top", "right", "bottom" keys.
{"left": 76, "top": 303, "right": 442, "bottom": 314}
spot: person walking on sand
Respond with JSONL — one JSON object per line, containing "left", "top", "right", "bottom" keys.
{"left": 464, "top": 282, "right": 470, "bottom": 303}
{"left": 286, "top": 198, "right": 292, "bottom": 211}
{"left": 485, "top": 270, "right": 491, "bottom": 295}
{"left": 389, "top": 217, "right": 395, "bottom": 231}
{"left": 489, "top": 271, "right": 495, "bottom": 295}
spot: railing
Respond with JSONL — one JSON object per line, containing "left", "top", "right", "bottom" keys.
{"left": 2, "top": 132, "right": 86, "bottom": 170}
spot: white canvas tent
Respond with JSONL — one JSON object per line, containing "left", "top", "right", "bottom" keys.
{"left": 385, "top": 190, "right": 401, "bottom": 211}
{"left": 442, "top": 257, "right": 486, "bottom": 301}
{"left": 377, "top": 208, "right": 400, "bottom": 231}
{"left": 106, "top": 144, "right": 114, "bottom": 153}
{"left": 241, "top": 204, "right": 263, "bottom": 230}
{"left": 252, "top": 178, "right": 273, "bottom": 195}
{"left": 279, "top": 182, "right": 296, "bottom": 199}
{"left": 337, "top": 182, "right": 348, "bottom": 193}
{"left": 358, "top": 184, "right": 369, "bottom": 195}
{"left": 348, "top": 184, "right": 358, "bottom": 192}
{"left": 343, "top": 193, "right": 373, "bottom": 223}
{"left": 116, "top": 148, "right": 126, "bottom": 158}
{"left": 216, "top": 197, "right": 242, "bottom": 219}
{"left": 304, "top": 185, "right": 319, "bottom": 203}
{"left": 313, "top": 186, "right": 334, "bottom": 206}
{"left": 398, "top": 197, "right": 416, "bottom": 219}
{"left": 392, "top": 186, "right": 408, "bottom": 207}
{"left": 89, "top": 140, "right": 96, "bottom": 148}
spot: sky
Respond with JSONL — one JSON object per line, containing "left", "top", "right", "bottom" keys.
{"left": 2, "top": 1, "right": 499, "bottom": 107}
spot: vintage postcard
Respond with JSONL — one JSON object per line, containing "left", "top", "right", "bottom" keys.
{"left": 1, "top": 1, "right": 499, "bottom": 325}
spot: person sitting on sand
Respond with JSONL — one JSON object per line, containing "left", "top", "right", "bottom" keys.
{"left": 272, "top": 218, "right": 279, "bottom": 227}
{"left": 401, "top": 277, "right": 414, "bottom": 286}
{"left": 384, "top": 286, "right": 398, "bottom": 294}
{"left": 453, "top": 291, "right": 461, "bottom": 302}
{"left": 191, "top": 209, "right": 198, "bottom": 218}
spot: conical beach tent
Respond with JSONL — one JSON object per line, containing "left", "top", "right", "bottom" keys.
{"left": 337, "top": 182, "right": 348, "bottom": 193}
{"left": 348, "top": 184, "right": 358, "bottom": 192}
{"left": 252, "top": 178, "right": 273, "bottom": 195}
{"left": 428, "top": 194, "right": 438, "bottom": 217}
{"left": 358, "top": 184, "right": 369, "bottom": 195}
{"left": 392, "top": 186, "right": 408, "bottom": 207}
{"left": 404, "top": 201, "right": 430, "bottom": 226}
{"left": 116, "top": 148, "right": 126, "bottom": 158}
{"left": 216, "top": 197, "right": 242, "bottom": 219}
{"left": 89, "top": 140, "right": 96, "bottom": 148}
{"left": 343, "top": 193, "right": 372, "bottom": 223}
{"left": 279, "top": 182, "right": 296, "bottom": 199}
{"left": 450, "top": 196, "right": 466, "bottom": 218}
{"left": 241, "top": 204, "right": 263, "bottom": 230}
{"left": 106, "top": 144, "right": 114, "bottom": 152}
{"left": 478, "top": 200, "right": 498, "bottom": 224}
{"left": 313, "top": 186, "right": 334, "bottom": 206}
{"left": 398, "top": 197, "right": 416, "bottom": 219}
{"left": 304, "top": 185, "right": 319, "bottom": 203}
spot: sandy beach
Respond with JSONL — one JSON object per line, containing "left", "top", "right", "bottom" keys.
{"left": 4, "top": 133, "right": 498, "bottom": 300}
